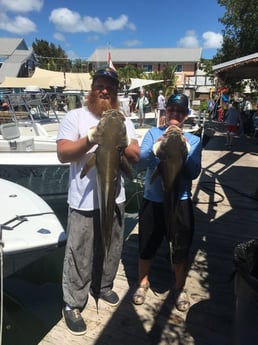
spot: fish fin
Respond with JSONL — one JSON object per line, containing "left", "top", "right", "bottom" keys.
{"left": 120, "top": 155, "right": 133, "bottom": 179}
{"left": 80, "top": 153, "right": 96, "bottom": 178}
{"left": 168, "top": 241, "right": 174, "bottom": 268}
{"left": 115, "top": 203, "right": 122, "bottom": 226}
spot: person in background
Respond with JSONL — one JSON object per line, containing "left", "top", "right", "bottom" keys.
{"left": 120, "top": 92, "right": 133, "bottom": 117}
{"left": 132, "top": 93, "right": 202, "bottom": 312}
{"left": 56, "top": 65, "right": 140, "bottom": 336}
{"left": 207, "top": 97, "right": 215, "bottom": 116}
{"left": 128, "top": 93, "right": 134, "bottom": 113}
{"left": 252, "top": 104, "right": 258, "bottom": 136}
{"left": 0, "top": 99, "right": 9, "bottom": 111}
{"left": 224, "top": 101, "right": 242, "bottom": 147}
{"left": 217, "top": 105, "right": 224, "bottom": 122}
{"left": 241, "top": 97, "right": 253, "bottom": 135}
{"left": 135, "top": 88, "right": 149, "bottom": 127}
{"left": 157, "top": 90, "right": 166, "bottom": 126}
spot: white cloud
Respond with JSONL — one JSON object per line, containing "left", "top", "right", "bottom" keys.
{"left": 86, "top": 34, "right": 100, "bottom": 42}
{"left": 0, "top": 0, "right": 43, "bottom": 13}
{"left": 123, "top": 39, "right": 141, "bottom": 47}
{"left": 177, "top": 30, "right": 223, "bottom": 53}
{"left": 202, "top": 31, "right": 223, "bottom": 49}
{"left": 177, "top": 30, "right": 199, "bottom": 48}
{"left": 104, "top": 15, "right": 136, "bottom": 31}
{"left": 0, "top": 13, "right": 36, "bottom": 34}
{"left": 53, "top": 32, "right": 66, "bottom": 42}
{"left": 49, "top": 8, "right": 135, "bottom": 34}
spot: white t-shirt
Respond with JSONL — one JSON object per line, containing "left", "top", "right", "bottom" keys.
{"left": 56, "top": 106, "right": 137, "bottom": 211}
{"left": 157, "top": 94, "right": 165, "bottom": 110}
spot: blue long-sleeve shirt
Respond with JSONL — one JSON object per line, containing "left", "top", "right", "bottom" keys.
{"left": 138, "top": 126, "right": 202, "bottom": 202}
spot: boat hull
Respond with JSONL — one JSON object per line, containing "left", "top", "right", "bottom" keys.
{"left": 0, "top": 178, "right": 67, "bottom": 277}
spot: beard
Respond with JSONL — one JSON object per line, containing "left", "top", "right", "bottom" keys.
{"left": 87, "top": 90, "right": 119, "bottom": 116}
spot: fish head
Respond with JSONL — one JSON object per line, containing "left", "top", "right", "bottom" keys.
{"left": 97, "top": 109, "right": 128, "bottom": 148}
{"left": 157, "top": 127, "right": 188, "bottom": 161}
{"left": 150, "top": 127, "right": 188, "bottom": 185}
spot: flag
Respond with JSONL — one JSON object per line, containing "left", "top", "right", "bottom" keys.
{"left": 107, "top": 51, "right": 116, "bottom": 71}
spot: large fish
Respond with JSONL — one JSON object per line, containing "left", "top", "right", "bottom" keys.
{"left": 80, "top": 109, "right": 132, "bottom": 258}
{"left": 151, "top": 126, "right": 189, "bottom": 264}
{"left": 80, "top": 109, "right": 132, "bottom": 308}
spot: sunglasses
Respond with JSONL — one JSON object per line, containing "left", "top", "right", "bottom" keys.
{"left": 92, "top": 84, "right": 117, "bottom": 93}
{"left": 166, "top": 107, "right": 186, "bottom": 116}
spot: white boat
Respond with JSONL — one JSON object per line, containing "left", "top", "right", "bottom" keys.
{"left": 0, "top": 92, "right": 69, "bottom": 202}
{"left": 0, "top": 122, "right": 69, "bottom": 202}
{"left": 0, "top": 91, "right": 61, "bottom": 137}
{"left": 0, "top": 151, "right": 69, "bottom": 202}
{"left": 0, "top": 178, "right": 66, "bottom": 278}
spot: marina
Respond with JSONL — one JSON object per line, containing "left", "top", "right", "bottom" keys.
{"left": 1, "top": 122, "right": 258, "bottom": 344}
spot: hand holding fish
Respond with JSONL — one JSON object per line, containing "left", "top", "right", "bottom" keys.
{"left": 153, "top": 125, "right": 190, "bottom": 156}
{"left": 87, "top": 126, "right": 99, "bottom": 144}
{"left": 164, "top": 124, "right": 183, "bottom": 136}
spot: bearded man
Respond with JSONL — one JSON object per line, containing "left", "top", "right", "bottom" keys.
{"left": 56, "top": 66, "right": 139, "bottom": 335}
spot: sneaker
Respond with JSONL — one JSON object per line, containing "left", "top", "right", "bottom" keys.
{"left": 92, "top": 290, "right": 120, "bottom": 306}
{"left": 62, "top": 308, "right": 87, "bottom": 336}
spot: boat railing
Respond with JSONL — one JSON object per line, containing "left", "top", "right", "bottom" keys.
{"left": 2, "top": 93, "right": 61, "bottom": 125}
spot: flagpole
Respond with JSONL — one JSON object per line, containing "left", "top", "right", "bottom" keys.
{"left": 107, "top": 43, "right": 116, "bottom": 71}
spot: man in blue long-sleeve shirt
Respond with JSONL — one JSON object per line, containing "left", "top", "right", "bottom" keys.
{"left": 132, "top": 93, "right": 202, "bottom": 312}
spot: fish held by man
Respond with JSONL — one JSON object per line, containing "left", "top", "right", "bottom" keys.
{"left": 151, "top": 126, "right": 189, "bottom": 263}
{"left": 80, "top": 109, "right": 132, "bottom": 259}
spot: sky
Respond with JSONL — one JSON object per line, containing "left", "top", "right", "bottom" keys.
{"left": 0, "top": 0, "right": 226, "bottom": 61}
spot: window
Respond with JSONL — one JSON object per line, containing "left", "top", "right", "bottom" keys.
{"left": 175, "top": 65, "right": 183, "bottom": 72}
{"left": 0, "top": 56, "right": 7, "bottom": 63}
{"left": 142, "top": 64, "right": 153, "bottom": 73}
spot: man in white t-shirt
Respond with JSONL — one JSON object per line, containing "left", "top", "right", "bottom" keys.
{"left": 157, "top": 90, "right": 166, "bottom": 126}
{"left": 57, "top": 65, "right": 140, "bottom": 335}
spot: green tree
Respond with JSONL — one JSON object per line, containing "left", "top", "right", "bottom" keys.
{"left": 214, "top": 0, "right": 258, "bottom": 64}
{"left": 71, "top": 59, "right": 88, "bottom": 73}
{"left": 117, "top": 64, "right": 143, "bottom": 90}
{"left": 116, "top": 64, "right": 177, "bottom": 105}
{"left": 32, "top": 39, "right": 70, "bottom": 71}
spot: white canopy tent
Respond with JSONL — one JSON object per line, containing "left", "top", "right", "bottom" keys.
{"left": 0, "top": 76, "right": 51, "bottom": 89}
{"left": 128, "top": 78, "right": 164, "bottom": 90}
{"left": 0, "top": 67, "right": 92, "bottom": 91}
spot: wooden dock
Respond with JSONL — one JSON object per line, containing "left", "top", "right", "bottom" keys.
{"left": 4, "top": 124, "right": 258, "bottom": 345}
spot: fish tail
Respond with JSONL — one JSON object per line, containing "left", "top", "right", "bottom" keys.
{"left": 169, "top": 241, "right": 174, "bottom": 271}
{"left": 93, "top": 296, "right": 99, "bottom": 314}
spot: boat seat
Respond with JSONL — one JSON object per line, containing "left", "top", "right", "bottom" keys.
{"left": 0, "top": 122, "right": 21, "bottom": 140}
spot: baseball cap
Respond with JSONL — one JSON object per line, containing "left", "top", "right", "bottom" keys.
{"left": 166, "top": 93, "right": 189, "bottom": 111}
{"left": 93, "top": 65, "right": 119, "bottom": 85}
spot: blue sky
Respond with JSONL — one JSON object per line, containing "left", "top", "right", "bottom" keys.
{"left": 0, "top": 0, "right": 225, "bottom": 61}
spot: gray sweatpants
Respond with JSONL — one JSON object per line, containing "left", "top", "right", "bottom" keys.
{"left": 62, "top": 203, "right": 125, "bottom": 310}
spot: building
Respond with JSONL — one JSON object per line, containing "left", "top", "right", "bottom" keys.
{"left": 0, "top": 38, "right": 37, "bottom": 84}
{"left": 87, "top": 47, "right": 202, "bottom": 88}
{"left": 0, "top": 40, "right": 214, "bottom": 101}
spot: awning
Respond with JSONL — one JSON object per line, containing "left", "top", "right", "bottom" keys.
{"left": 0, "top": 76, "right": 51, "bottom": 89}
{"left": 212, "top": 52, "right": 258, "bottom": 82}
{"left": 128, "top": 78, "right": 164, "bottom": 90}
{"left": 0, "top": 67, "right": 92, "bottom": 91}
